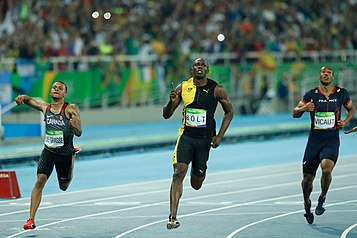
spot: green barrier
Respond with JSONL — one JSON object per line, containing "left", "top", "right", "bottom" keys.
{"left": 10, "top": 60, "right": 357, "bottom": 110}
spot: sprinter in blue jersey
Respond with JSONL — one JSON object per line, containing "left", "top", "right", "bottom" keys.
{"left": 15, "top": 81, "right": 82, "bottom": 230}
{"left": 293, "top": 66, "right": 355, "bottom": 224}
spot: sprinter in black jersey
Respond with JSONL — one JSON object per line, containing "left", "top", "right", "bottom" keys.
{"left": 15, "top": 81, "right": 82, "bottom": 230}
{"left": 293, "top": 66, "right": 355, "bottom": 224}
{"left": 163, "top": 58, "right": 234, "bottom": 229}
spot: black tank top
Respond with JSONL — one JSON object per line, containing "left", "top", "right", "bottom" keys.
{"left": 44, "top": 102, "right": 74, "bottom": 155}
{"left": 179, "top": 78, "right": 218, "bottom": 139}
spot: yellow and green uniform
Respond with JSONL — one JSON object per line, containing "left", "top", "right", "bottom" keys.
{"left": 172, "top": 78, "right": 218, "bottom": 176}
{"left": 178, "top": 77, "right": 218, "bottom": 139}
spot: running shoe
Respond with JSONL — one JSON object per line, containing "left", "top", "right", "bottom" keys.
{"left": 315, "top": 196, "right": 326, "bottom": 215}
{"left": 167, "top": 215, "right": 180, "bottom": 230}
{"left": 23, "top": 218, "right": 36, "bottom": 230}
{"left": 303, "top": 199, "right": 314, "bottom": 224}
{"left": 304, "top": 212, "right": 314, "bottom": 224}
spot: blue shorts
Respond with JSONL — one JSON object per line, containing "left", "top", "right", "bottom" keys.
{"left": 302, "top": 131, "right": 340, "bottom": 176}
{"left": 173, "top": 135, "right": 211, "bottom": 177}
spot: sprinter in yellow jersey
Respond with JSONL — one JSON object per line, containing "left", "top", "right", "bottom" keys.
{"left": 163, "top": 58, "right": 234, "bottom": 229}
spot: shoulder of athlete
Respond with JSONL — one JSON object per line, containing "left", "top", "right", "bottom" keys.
{"left": 69, "top": 103, "right": 80, "bottom": 110}
{"left": 39, "top": 101, "right": 50, "bottom": 114}
{"left": 65, "top": 103, "right": 80, "bottom": 118}
{"left": 214, "top": 84, "right": 227, "bottom": 99}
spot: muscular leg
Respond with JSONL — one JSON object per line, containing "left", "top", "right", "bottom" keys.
{"left": 301, "top": 173, "right": 314, "bottom": 205}
{"left": 29, "top": 174, "right": 48, "bottom": 220}
{"left": 314, "top": 158, "right": 335, "bottom": 216}
{"left": 302, "top": 172, "right": 315, "bottom": 223}
{"left": 59, "top": 154, "right": 76, "bottom": 191}
{"left": 190, "top": 173, "right": 205, "bottom": 190}
{"left": 169, "top": 163, "right": 188, "bottom": 219}
{"left": 319, "top": 158, "right": 335, "bottom": 197}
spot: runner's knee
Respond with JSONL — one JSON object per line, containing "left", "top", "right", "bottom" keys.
{"left": 190, "top": 176, "right": 204, "bottom": 190}
{"left": 302, "top": 174, "right": 314, "bottom": 186}
{"left": 321, "top": 167, "right": 332, "bottom": 176}
{"left": 35, "top": 175, "right": 47, "bottom": 188}
{"left": 172, "top": 164, "right": 187, "bottom": 181}
{"left": 173, "top": 170, "right": 185, "bottom": 181}
{"left": 190, "top": 181, "right": 203, "bottom": 190}
{"left": 59, "top": 183, "right": 69, "bottom": 191}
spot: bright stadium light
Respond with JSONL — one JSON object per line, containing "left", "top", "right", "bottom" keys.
{"left": 92, "top": 11, "right": 99, "bottom": 19}
{"left": 104, "top": 12, "right": 111, "bottom": 20}
{"left": 217, "top": 33, "right": 225, "bottom": 42}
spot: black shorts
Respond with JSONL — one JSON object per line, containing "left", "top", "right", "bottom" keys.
{"left": 37, "top": 148, "right": 73, "bottom": 183}
{"left": 302, "top": 132, "right": 340, "bottom": 176}
{"left": 173, "top": 135, "right": 211, "bottom": 177}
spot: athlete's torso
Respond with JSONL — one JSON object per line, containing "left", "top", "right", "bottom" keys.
{"left": 44, "top": 102, "right": 74, "bottom": 155}
{"left": 179, "top": 77, "right": 218, "bottom": 139}
{"left": 302, "top": 86, "right": 351, "bottom": 136}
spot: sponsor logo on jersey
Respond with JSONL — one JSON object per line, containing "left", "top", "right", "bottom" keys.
{"left": 318, "top": 98, "right": 337, "bottom": 103}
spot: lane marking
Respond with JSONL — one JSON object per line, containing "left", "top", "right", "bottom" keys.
{"left": 3, "top": 157, "right": 357, "bottom": 237}
{"left": 0, "top": 170, "right": 301, "bottom": 217}
{"left": 341, "top": 223, "right": 357, "bottom": 238}
{"left": 93, "top": 202, "right": 142, "bottom": 206}
{"left": 5, "top": 180, "right": 303, "bottom": 238}
{"left": 113, "top": 184, "right": 357, "bottom": 237}
{"left": 4, "top": 173, "right": 357, "bottom": 237}
{"left": 2, "top": 153, "right": 356, "bottom": 206}
{"left": 226, "top": 198, "right": 357, "bottom": 238}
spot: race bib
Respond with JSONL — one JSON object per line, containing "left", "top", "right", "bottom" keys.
{"left": 185, "top": 108, "right": 206, "bottom": 128}
{"left": 314, "top": 112, "right": 335, "bottom": 130}
{"left": 44, "top": 130, "right": 64, "bottom": 148}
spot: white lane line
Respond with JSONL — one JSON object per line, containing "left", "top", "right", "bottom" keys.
{"left": 0, "top": 188, "right": 167, "bottom": 217}
{"left": 113, "top": 184, "right": 357, "bottom": 238}
{"left": 5, "top": 178, "right": 304, "bottom": 238}
{"left": 0, "top": 170, "right": 300, "bottom": 217}
{"left": 4, "top": 173, "right": 357, "bottom": 237}
{"left": 5, "top": 201, "right": 168, "bottom": 238}
{"left": 4, "top": 162, "right": 357, "bottom": 237}
{"left": 226, "top": 198, "right": 357, "bottom": 238}
{"left": 341, "top": 223, "right": 357, "bottom": 238}
{"left": 0, "top": 177, "right": 174, "bottom": 205}
{"left": 93, "top": 202, "right": 142, "bottom": 206}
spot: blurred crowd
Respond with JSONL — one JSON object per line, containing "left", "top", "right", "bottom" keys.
{"left": 1, "top": 0, "right": 357, "bottom": 60}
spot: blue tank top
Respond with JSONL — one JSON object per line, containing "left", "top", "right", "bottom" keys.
{"left": 302, "top": 86, "right": 351, "bottom": 135}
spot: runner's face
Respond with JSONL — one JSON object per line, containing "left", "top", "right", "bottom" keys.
{"left": 319, "top": 67, "right": 334, "bottom": 86}
{"left": 50, "top": 82, "right": 67, "bottom": 99}
{"left": 192, "top": 59, "right": 209, "bottom": 80}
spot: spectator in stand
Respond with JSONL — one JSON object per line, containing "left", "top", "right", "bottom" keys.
{"left": 1, "top": 0, "right": 357, "bottom": 59}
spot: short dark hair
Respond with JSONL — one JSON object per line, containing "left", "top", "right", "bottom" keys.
{"left": 321, "top": 66, "right": 334, "bottom": 76}
{"left": 56, "top": 81, "right": 68, "bottom": 92}
{"left": 192, "top": 57, "right": 209, "bottom": 69}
